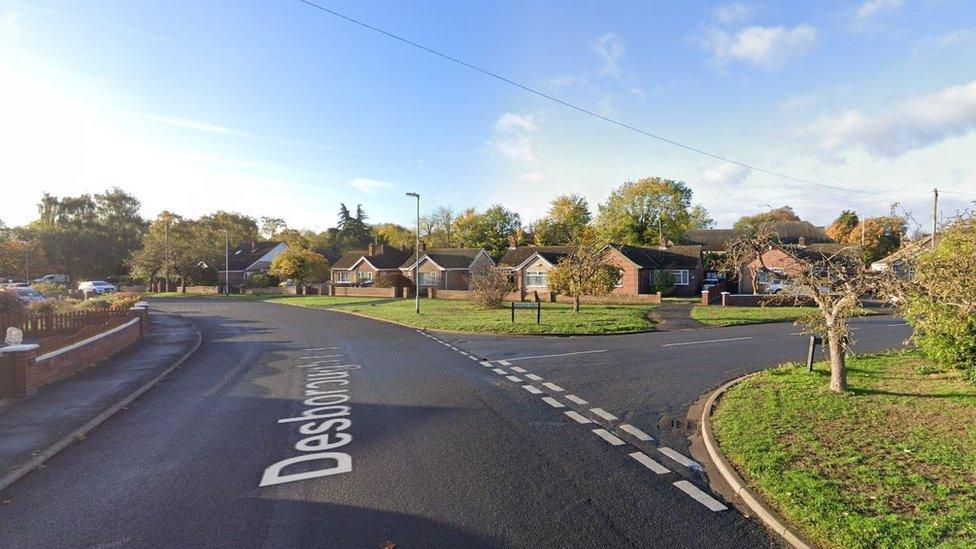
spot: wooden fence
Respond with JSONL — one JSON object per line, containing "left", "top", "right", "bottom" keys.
{"left": 0, "top": 308, "right": 134, "bottom": 340}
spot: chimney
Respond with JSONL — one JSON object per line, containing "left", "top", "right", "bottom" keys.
{"left": 798, "top": 236, "right": 806, "bottom": 247}
{"left": 367, "top": 243, "right": 375, "bottom": 256}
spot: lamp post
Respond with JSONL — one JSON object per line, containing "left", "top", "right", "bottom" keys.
{"left": 224, "top": 230, "right": 230, "bottom": 295}
{"left": 406, "top": 192, "right": 420, "bottom": 314}
{"left": 24, "top": 244, "right": 30, "bottom": 285}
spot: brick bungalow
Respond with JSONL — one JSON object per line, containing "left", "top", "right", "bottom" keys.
{"left": 330, "top": 244, "right": 411, "bottom": 286}
{"left": 738, "top": 243, "right": 857, "bottom": 294}
{"left": 218, "top": 241, "right": 287, "bottom": 286}
{"left": 400, "top": 248, "right": 495, "bottom": 290}
{"left": 497, "top": 244, "right": 705, "bottom": 298}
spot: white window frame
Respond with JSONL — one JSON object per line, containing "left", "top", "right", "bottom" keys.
{"left": 669, "top": 269, "right": 690, "bottom": 286}
{"left": 418, "top": 271, "right": 438, "bottom": 286}
{"left": 356, "top": 270, "right": 373, "bottom": 282}
{"left": 335, "top": 271, "right": 350, "bottom": 283}
{"left": 525, "top": 271, "right": 548, "bottom": 288}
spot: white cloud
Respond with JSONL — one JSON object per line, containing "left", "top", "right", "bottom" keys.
{"left": 142, "top": 113, "right": 249, "bottom": 136}
{"left": 812, "top": 80, "right": 976, "bottom": 157}
{"left": 590, "top": 33, "right": 625, "bottom": 78}
{"left": 697, "top": 162, "right": 751, "bottom": 186}
{"left": 697, "top": 24, "right": 817, "bottom": 70}
{"left": 520, "top": 172, "right": 543, "bottom": 181}
{"left": 489, "top": 112, "right": 539, "bottom": 163}
{"left": 854, "top": 0, "right": 904, "bottom": 22}
{"left": 779, "top": 94, "right": 817, "bottom": 111}
{"left": 0, "top": 10, "right": 20, "bottom": 38}
{"left": 347, "top": 177, "right": 394, "bottom": 194}
{"left": 939, "top": 28, "right": 976, "bottom": 48}
{"left": 712, "top": 2, "right": 755, "bottom": 25}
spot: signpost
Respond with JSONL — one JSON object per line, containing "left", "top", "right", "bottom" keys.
{"left": 806, "top": 334, "right": 822, "bottom": 372}
{"left": 511, "top": 301, "right": 541, "bottom": 324}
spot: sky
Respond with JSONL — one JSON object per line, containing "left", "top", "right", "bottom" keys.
{"left": 1, "top": 0, "right": 975, "bottom": 233}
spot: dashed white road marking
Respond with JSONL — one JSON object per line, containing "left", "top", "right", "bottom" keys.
{"left": 619, "top": 424, "right": 653, "bottom": 441}
{"left": 542, "top": 382, "right": 564, "bottom": 392}
{"left": 459, "top": 351, "right": 470, "bottom": 356}
{"left": 468, "top": 355, "right": 479, "bottom": 361}
{"left": 525, "top": 374, "right": 544, "bottom": 381}
{"left": 592, "top": 428, "right": 625, "bottom": 446}
{"left": 509, "top": 366, "right": 527, "bottom": 373}
{"left": 449, "top": 346, "right": 459, "bottom": 351}
{"left": 658, "top": 447, "right": 702, "bottom": 470}
{"left": 498, "top": 360, "right": 512, "bottom": 366}
{"left": 590, "top": 408, "right": 618, "bottom": 421}
{"left": 886, "top": 322, "right": 907, "bottom": 327}
{"left": 492, "top": 368, "right": 508, "bottom": 375}
{"left": 522, "top": 385, "right": 543, "bottom": 395}
{"left": 298, "top": 354, "right": 343, "bottom": 360}
{"left": 300, "top": 347, "right": 339, "bottom": 351}
{"left": 497, "top": 349, "right": 608, "bottom": 362}
{"left": 564, "top": 411, "right": 592, "bottom": 424}
{"left": 506, "top": 375, "right": 523, "bottom": 382}
{"left": 480, "top": 361, "right": 494, "bottom": 367}
{"left": 565, "top": 394, "right": 588, "bottom": 405}
{"left": 662, "top": 337, "right": 753, "bottom": 347}
{"left": 541, "top": 397, "right": 565, "bottom": 408}
{"left": 673, "top": 480, "right": 728, "bottom": 512}
{"left": 629, "top": 452, "right": 670, "bottom": 474}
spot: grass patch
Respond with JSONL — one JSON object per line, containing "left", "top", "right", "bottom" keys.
{"left": 712, "top": 350, "right": 976, "bottom": 548}
{"left": 691, "top": 305, "right": 878, "bottom": 327}
{"left": 272, "top": 296, "right": 657, "bottom": 335}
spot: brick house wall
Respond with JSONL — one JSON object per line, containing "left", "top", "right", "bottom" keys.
{"left": 604, "top": 249, "right": 639, "bottom": 295}
{"left": 738, "top": 248, "right": 804, "bottom": 294}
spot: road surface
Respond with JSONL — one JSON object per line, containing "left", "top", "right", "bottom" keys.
{"left": 0, "top": 299, "right": 910, "bottom": 547}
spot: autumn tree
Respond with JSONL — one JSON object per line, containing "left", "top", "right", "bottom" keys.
{"left": 733, "top": 206, "right": 800, "bottom": 230}
{"left": 260, "top": 216, "right": 287, "bottom": 239}
{"left": 373, "top": 223, "right": 415, "bottom": 250}
{"left": 826, "top": 210, "right": 859, "bottom": 242}
{"left": 453, "top": 205, "right": 522, "bottom": 258}
{"left": 198, "top": 211, "right": 259, "bottom": 248}
{"left": 419, "top": 206, "right": 456, "bottom": 248}
{"left": 595, "top": 177, "right": 704, "bottom": 246}
{"left": 534, "top": 194, "right": 592, "bottom": 245}
{"left": 547, "top": 228, "right": 621, "bottom": 313}
{"left": 269, "top": 248, "right": 329, "bottom": 295}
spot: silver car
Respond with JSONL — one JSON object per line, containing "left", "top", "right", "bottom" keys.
{"left": 78, "top": 280, "right": 118, "bottom": 295}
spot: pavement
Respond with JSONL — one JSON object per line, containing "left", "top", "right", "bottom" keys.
{"left": 0, "top": 299, "right": 911, "bottom": 548}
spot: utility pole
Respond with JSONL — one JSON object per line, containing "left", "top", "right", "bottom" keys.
{"left": 224, "top": 230, "right": 230, "bottom": 295}
{"left": 931, "top": 188, "right": 939, "bottom": 250}
{"left": 24, "top": 245, "right": 30, "bottom": 284}
{"left": 406, "top": 192, "right": 421, "bottom": 314}
{"left": 860, "top": 211, "right": 865, "bottom": 247}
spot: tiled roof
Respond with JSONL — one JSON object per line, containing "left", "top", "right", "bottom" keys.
{"left": 872, "top": 235, "right": 935, "bottom": 266}
{"left": 332, "top": 246, "right": 410, "bottom": 270}
{"left": 613, "top": 244, "right": 701, "bottom": 270}
{"left": 226, "top": 241, "right": 284, "bottom": 271}
{"left": 496, "top": 246, "right": 573, "bottom": 268}
{"left": 683, "top": 221, "right": 832, "bottom": 252}
{"left": 401, "top": 248, "right": 488, "bottom": 269}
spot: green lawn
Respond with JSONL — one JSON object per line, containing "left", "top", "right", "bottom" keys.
{"left": 271, "top": 296, "right": 657, "bottom": 335}
{"left": 691, "top": 305, "right": 880, "bottom": 327}
{"left": 712, "top": 350, "right": 976, "bottom": 548}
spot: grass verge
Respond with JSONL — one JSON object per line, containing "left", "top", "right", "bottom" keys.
{"left": 691, "top": 305, "right": 878, "bottom": 327}
{"left": 712, "top": 350, "right": 976, "bottom": 548}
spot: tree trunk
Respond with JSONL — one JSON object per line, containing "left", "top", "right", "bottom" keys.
{"left": 573, "top": 295, "right": 580, "bottom": 314}
{"left": 827, "top": 330, "right": 847, "bottom": 393}
{"left": 165, "top": 278, "right": 171, "bottom": 292}
{"left": 179, "top": 276, "right": 186, "bottom": 294}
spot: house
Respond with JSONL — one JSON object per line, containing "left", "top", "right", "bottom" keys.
{"left": 684, "top": 221, "right": 834, "bottom": 253}
{"left": 497, "top": 244, "right": 705, "bottom": 298}
{"left": 218, "top": 241, "right": 287, "bottom": 286}
{"left": 400, "top": 247, "right": 495, "bottom": 290}
{"left": 738, "top": 243, "right": 858, "bottom": 294}
{"left": 870, "top": 234, "right": 935, "bottom": 275}
{"left": 330, "top": 244, "right": 411, "bottom": 286}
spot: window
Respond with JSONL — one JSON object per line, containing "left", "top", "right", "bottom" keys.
{"left": 356, "top": 271, "right": 373, "bottom": 282}
{"left": 335, "top": 271, "right": 350, "bottom": 282}
{"left": 669, "top": 269, "right": 690, "bottom": 286}
{"left": 614, "top": 268, "right": 624, "bottom": 287}
{"left": 525, "top": 271, "right": 548, "bottom": 288}
{"left": 418, "top": 272, "right": 438, "bottom": 286}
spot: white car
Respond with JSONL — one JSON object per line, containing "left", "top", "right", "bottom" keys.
{"left": 33, "top": 274, "right": 70, "bottom": 285}
{"left": 78, "top": 280, "right": 117, "bottom": 295}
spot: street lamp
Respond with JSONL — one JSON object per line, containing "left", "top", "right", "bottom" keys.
{"left": 224, "top": 230, "right": 230, "bottom": 295}
{"left": 406, "top": 192, "right": 420, "bottom": 314}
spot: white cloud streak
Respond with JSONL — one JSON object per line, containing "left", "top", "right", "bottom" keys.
{"left": 854, "top": 0, "right": 904, "bottom": 22}
{"left": 142, "top": 113, "right": 250, "bottom": 136}
{"left": 591, "top": 33, "right": 625, "bottom": 78}
{"left": 711, "top": 2, "right": 755, "bottom": 25}
{"left": 697, "top": 24, "right": 817, "bottom": 70}
{"left": 489, "top": 113, "right": 539, "bottom": 163}
{"left": 347, "top": 177, "right": 394, "bottom": 194}
{"left": 697, "top": 162, "right": 751, "bottom": 186}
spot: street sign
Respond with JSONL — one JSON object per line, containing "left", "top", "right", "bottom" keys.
{"left": 511, "top": 301, "right": 541, "bottom": 324}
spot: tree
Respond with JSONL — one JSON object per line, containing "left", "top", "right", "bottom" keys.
{"left": 269, "top": 248, "right": 329, "bottom": 295}
{"left": 721, "top": 223, "right": 776, "bottom": 296}
{"left": 94, "top": 188, "right": 147, "bottom": 276}
{"left": 453, "top": 205, "right": 522, "bottom": 258}
{"left": 848, "top": 215, "right": 906, "bottom": 263}
{"left": 826, "top": 210, "right": 859, "bottom": 242}
{"left": 547, "top": 228, "right": 621, "bottom": 313}
{"left": 419, "top": 206, "right": 456, "bottom": 248}
{"left": 688, "top": 205, "right": 716, "bottom": 230}
{"left": 199, "top": 211, "right": 259, "bottom": 248}
{"left": 595, "top": 177, "right": 702, "bottom": 246}
{"left": 336, "top": 204, "right": 373, "bottom": 252}
{"left": 469, "top": 265, "right": 511, "bottom": 309}
{"left": 533, "top": 194, "right": 592, "bottom": 245}
{"left": 733, "top": 206, "right": 800, "bottom": 230}
{"left": 260, "top": 217, "right": 287, "bottom": 239}
{"left": 373, "top": 223, "right": 414, "bottom": 250}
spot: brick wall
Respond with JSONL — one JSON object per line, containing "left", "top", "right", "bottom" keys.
{"left": 720, "top": 292, "right": 815, "bottom": 307}
{"left": 329, "top": 286, "right": 398, "bottom": 298}
{"left": 553, "top": 292, "right": 662, "bottom": 305}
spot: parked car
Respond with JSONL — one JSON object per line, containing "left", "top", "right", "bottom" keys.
{"left": 9, "top": 287, "right": 45, "bottom": 303}
{"left": 33, "top": 274, "right": 70, "bottom": 285}
{"left": 78, "top": 280, "right": 118, "bottom": 295}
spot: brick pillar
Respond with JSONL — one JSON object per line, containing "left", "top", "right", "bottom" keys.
{"left": 701, "top": 290, "right": 710, "bottom": 306}
{"left": 721, "top": 291, "right": 730, "bottom": 307}
{"left": 0, "top": 344, "right": 39, "bottom": 398}
{"left": 130, "top": 305, "right": 150, "bottom": 336}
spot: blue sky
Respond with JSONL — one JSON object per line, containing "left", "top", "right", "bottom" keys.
{"left": 1, "top": 0, "right": 974, "bottom": 232}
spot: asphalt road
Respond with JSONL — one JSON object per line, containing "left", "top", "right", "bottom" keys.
{"left": 0, "top": 300, "right": 910, "bottom": 548}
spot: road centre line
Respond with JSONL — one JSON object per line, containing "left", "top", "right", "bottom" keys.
{"left": 298, "top": 354, "right": 343, "bottom": 360}
{"left": 468, "top": 355, "right": 479, "bottom": 361}
{"left": 565, "top": 395, "right": 588, "bottom": 405}
{"left": 673, "top": 481, "right": 728, "bottom": 512}
{"left": 661, "top": 337, "right": 752, "bottom": 347}
{"left": 299, "top": 347, "right": 339, "bottom": 351}
{"left": 459, "top": 351, "right": 470, "bottom": 356}
{"left": 590, "top": 408, "right": 618, "bottom": 421}
{"left": 592, "top": 429, "right": 626, "bottom": 446}
{"left": 564, "top": 411, "right": 592, "bottom": 424}
{"left": 509, "top": 366, "right": 527, "bottom": 373}
{"left": 629, "top": 452, "right": 670, "bottom": 474}
{"left": 525, "top": 374, "right": 544, "bottom": 381}
{"left": 619, "top": 424, "right": 653, "bottom": 441}
{"left": 541, "top": 397, "right": 565, "bottom": 408}
{"left": 523, "top": 385, "right": 543, "bottom": 395}
{"left": 506, "top": 375, "right": 523, "bottom": 382}
{"left": 542, "top": 382, "right": 564, "bottom": 392}
{"left": 658, "top": 447, "right": 702, "bottom": 470}
{"left": 495, "top": 349, "right": 608, "bottom": 363}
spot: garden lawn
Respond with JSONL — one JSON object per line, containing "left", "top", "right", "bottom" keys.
{"left": 691, "top": 305, "right": 878, "bottom": 327}
{"left": 712, "top": 350, "right": 976, "bottom": 548}
{"left": 275, "top": 296, "right": 657, "bottom": 335}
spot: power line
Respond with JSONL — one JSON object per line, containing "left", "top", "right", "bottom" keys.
{"left": 293, "top": 0, "right": 874, "bottom": 195}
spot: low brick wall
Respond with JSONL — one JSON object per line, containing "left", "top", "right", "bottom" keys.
{"left": 554, "top": 292, "right": 662, "bottom": 305}
{"left": 330, "top": 286, "right": 398, "bottom": 298}
{"left": 720, "top": 292, "right": 815, "bottom": 307}
{"left": 244, "top": 287, "right": 298, "bottom": 295}
{"left": 0, "top": 307, "right": 148, "bottom": 398}
{"left": 700, "top": 282, "right": 727, "bottom": 305}
{"left": 428, "top": 289, "right": 473, "bottom": 300}
{"left": 182, "top": 286, "right": 220, "bottom": 295}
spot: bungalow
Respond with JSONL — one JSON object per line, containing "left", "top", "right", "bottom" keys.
{"left": 218, "top": 241, "right": 287, "bottom": 286}
{"left": 684, "top": 221, "right": 834, "bottom": 253}
{"left": 330, "top": 244, "right": 411, "bottom": 286}
{"left": 870, "top": 234, "right": 935, "bottom": 276}
{"left": 497, "top": 244, "right": 705, "bottom": 298}
{"left": 738, "top": 243, "right": 858, "bottom": 294}
{"left": 400, "top": 247, "right": 495, "bottom": 290}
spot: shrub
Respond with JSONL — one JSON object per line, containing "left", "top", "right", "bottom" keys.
{"left": 649, "top": 270, "right": 675, "bottom": 296}
{"left": 77, "top": 297, "right": 112, "bottom": 310}
{"left": 0, "top": 291, "right": 26, "bottom": 316}
{"left": 244, "top": 273, "right": 279, "bottom": 288}
{"left": 31, "top": 282, "right": 70, "bottom": 298}
{"left": 470, "top": 267, "right": 511, "bottom": 309}
{"left": 105, "top": 292, "right": 143, "bottom": 309}
{"left": 27, "top": 298, "right": 80, "bottom": 316}
{"left": 374, "top": 272, "right": 410, "bottom": 288}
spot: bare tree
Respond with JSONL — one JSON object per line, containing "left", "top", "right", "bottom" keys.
{"left": 548, "top": 228, "right": 621, "bottom": 314}
{"left": 721, "top": 223, "right": 775, "bottom": 294}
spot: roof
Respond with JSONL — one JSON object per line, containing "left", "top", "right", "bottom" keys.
{"left": 612, "top": 244, "right": 702, "bottom": 270}
{"left": 772, "top": 243, "right": 861, "bottom": 262}
{"left": 683, "top": 221, "right": 832, "bottom": 252}
{"left": 332, "top": 245, "right": 410, "bottom": 271}
{"left": 871, "top": 235, "right": 935, "bottom": 266}
{"left": 496, "top": 246, "right": 574, "bottom": 269}
{"left": 401, "top": 248, "right": 489, "bottom": 270}
{"left": 226, "top": 241, "right": 285, "bottom": 272}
